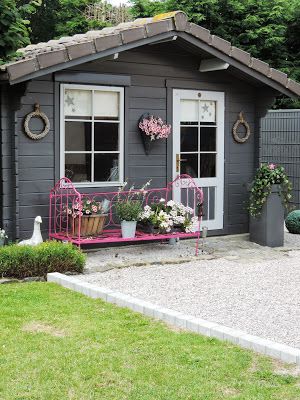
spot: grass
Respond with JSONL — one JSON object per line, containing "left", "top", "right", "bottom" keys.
{"left": 0, "top": 283, "right": 300, "bottom": 400}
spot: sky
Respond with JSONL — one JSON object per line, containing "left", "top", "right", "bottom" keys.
{"left": 108, "top": 0, "right": 130, "bottom": 5}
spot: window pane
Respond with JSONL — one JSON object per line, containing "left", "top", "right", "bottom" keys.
{"left": 65, "top": 122, "right": 91, "bottom": 151}
{"left": 94, "top": 122, "right": 119, "bottom": 151}
{"left": 180, "top": 99, "right": 198, "bottom": 124}
{"left": 200, "top": 154, "right": 216, "bottom": 177}
{"left": 200, "top": 101, "right": 215, "bottom": 123}
{"left": 65, "top": 154, "right": 91, "bottom": 183}
{"left": 94, "top": 91, "right": 119, "bottom": 120}
{"left": 181, "top": 127, "right": 198, "bottom": 152}
{"left": 64, "top": 89, "right": 92, "bottom": 119}
{"left": 200, "top": 127, "right": 216, "bottom": 151}
{"left": 94, "top": 154, "right": 119, "bottom": 182}
{"left": 180, "top": 154, "right": 198, "bottom": 178}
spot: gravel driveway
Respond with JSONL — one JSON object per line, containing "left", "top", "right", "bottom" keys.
{"left": 77, "top": 248, "right": 300, "bottom": 349}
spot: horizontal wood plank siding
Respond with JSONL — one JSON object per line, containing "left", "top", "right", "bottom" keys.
{"left": 5, "top": 42, "right": 268, "bottom": 238}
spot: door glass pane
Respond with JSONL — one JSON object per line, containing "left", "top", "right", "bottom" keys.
{"left": 94, "top": 154, "right": 119, "bottom": 182}
{"left": 180, "top": 127, "right": 198, "bottom": 152}
{"left": 64, "top": 89, "right": 92, "bottom": 119}
{"left": 94, "top": 122, "right": 119, "bottom": 151}
{"left": 200, "top": 127, "right": 216, "bottom": 151}
{"left": 65, "top": 122, "right": 91, "bottom": 151}
{"left": 94, "top": 91, "right": 119, "bottom": 120}
{"left": 180, "top": 154, "right": 198, "bottom": 178}
{"left": 200, "top": 101, "right": 215, "bottom": 123}
{"left": 180, "top": 99, "right": 198, "bottom": 124}
{"left": 200, "top": 154, "right": 216, "bottom": 177}
{"left": 65, "top": 153, "right": 91, "bottom": 182}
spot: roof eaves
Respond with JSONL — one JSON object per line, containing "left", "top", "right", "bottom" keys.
{"left": 185, "top": 21, "right": 300, "bottom": 98}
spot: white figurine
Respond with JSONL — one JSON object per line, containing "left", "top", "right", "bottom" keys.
{"left": 18, "top": 216, "right": 43, "bottom": 246}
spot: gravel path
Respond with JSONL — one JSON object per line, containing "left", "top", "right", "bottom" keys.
{"left": 77, "top": 249, "right": 300, "bottom": 349}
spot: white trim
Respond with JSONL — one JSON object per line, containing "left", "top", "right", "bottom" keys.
{"left": 60, "top": 83, "right": 124, "bottom": 188}
{"left": 172, "top": 89, "right": 225, "bottom": 230}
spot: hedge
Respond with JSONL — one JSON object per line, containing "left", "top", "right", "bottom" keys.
{"left": 0, "top": 241, "right": 86, "bottom": 279}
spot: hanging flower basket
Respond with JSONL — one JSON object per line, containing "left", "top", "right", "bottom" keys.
{"left": 138, "top": 113, "right": 171, "bottom": 155}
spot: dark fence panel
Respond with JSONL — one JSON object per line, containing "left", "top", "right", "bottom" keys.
{"left": 260, "top": 110, "right": 300, "bottom": 209}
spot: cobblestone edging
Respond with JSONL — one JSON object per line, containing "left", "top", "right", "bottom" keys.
{"left": 47, "top": 272, "right": 300, "bottom": 366}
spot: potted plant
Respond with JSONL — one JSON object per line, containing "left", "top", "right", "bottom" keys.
{"left": 249, "top": 163, "right": 292, "bottom": 247}
{"left": 0, "top": 228, "right": 8, "bottom": 247}
{"left": 116, "top": 181, "right": 150, "bottom": 239}
{"left": 138, "top": 113, "right": 171, "bottom": 155}
{"left": 139, "top": 199, "right": 198, "bottom": 234}
{"left": 68, "top": 198, "right": 109, "bottom": 237}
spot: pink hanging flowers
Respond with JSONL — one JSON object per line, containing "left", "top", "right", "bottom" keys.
{"left": 139, "top": 115, "right": 172, "bottom": 141}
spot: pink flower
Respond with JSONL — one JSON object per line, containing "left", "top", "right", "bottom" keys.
{"left": 269, "top": 163, "right": 276, "bottom": 170}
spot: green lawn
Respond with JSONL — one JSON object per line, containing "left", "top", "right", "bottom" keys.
{"left": 1, "top": 283, "right": 300, "bottom": 400}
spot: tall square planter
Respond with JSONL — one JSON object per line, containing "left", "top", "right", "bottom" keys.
{"left": 249, "top": 184, "right": 284, "bottom": 247}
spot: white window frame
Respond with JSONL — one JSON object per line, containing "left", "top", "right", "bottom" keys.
{"left": 60, "top": 83, "right": 124, "bottom": 188}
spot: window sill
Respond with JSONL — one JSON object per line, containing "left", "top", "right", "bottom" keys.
{"left": 71, "top": 181, "right": 124, "bottom": 189}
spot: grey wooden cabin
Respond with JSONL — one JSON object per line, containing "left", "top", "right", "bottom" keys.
{"left": 0, "top": 11, "right": 299, "bottom": 240}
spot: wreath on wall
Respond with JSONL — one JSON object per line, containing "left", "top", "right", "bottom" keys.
{"left": 24, "top": 103, "right": 50, "bottom": 140}
{"left": 232, "top": 112, "right": 251, "bottom": 143}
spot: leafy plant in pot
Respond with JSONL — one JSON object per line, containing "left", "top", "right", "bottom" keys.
{"left": 249, "top": 163, "right": 292, "bottom": 247}
{"left": 115, "top": 181, "right": 151, "bottom": 239}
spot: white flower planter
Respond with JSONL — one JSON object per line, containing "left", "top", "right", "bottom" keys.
{"left": 121, "top": 221, "right": 137, "bottom": 239}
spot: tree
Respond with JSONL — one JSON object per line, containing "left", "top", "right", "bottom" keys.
{"left": 130, "top": 0, "right": 300, "bottom": 108}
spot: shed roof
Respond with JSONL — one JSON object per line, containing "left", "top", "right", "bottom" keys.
{"left": 0, "top": 11, "right": 299, "bottom": 97}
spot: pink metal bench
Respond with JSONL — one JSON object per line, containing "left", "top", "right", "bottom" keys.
{"left": 49, "top": 174, "right": 204, "bottom": 255}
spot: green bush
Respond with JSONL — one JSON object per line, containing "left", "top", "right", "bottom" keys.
{"left": 285, "top": 210, "right": 300, "bottom": 234}
{"left": 0, "top": 241, "right": 86, "bottom": 279}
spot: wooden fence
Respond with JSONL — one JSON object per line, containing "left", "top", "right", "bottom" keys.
{"left": 260, "top": 110, "right": 300, "bottom": 209}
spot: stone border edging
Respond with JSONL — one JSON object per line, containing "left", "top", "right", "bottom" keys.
{"left": 47, "top": 272, "right": 300, "bottom": 365}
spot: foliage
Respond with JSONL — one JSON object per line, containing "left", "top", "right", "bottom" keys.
{"left": 139, "top": 199, "right": 198, "bottom": 232}
{"left": 115, "top": 180, "right": 150, "bottom": 221}
{"left": 0, "top": 241, "right": 85, "bottom": 278}
{"left": 68, "top": 198, "right": 109, "bottom": 218}
{"left": 130, "top": 0, "right": 300, "bottom": 109}
{"left": 21, "top": 0, "right": 113, "bottom": 43}
{"left": 139, "top": 115, "right": 171, "bottom": 141}
{"left": 0, "top": 0, "right": 41, "bottom": 63}
{"left": 1, "top": 283, "right": 300, "bottom": 398}
{"left": 249, "top": 163, "right": 292, "bottom": 217}
{"left": 285, "top": 210, "right": 300, "bottom": 234}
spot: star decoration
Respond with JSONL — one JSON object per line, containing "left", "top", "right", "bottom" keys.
{"left": 202, "top": 104, "right": 209, "bottom": 113}
{"left": 65, "top": 94, "right": 75, "bottom": 107}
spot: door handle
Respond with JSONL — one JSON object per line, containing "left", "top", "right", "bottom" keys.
{"left": 176, "top": 154, "right": 187, "bottom": 173}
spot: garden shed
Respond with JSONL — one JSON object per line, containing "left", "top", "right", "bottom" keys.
{"left": 0, "top": 11, "right": 299, "bottom": 241}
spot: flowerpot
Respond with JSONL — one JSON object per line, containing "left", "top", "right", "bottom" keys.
{"left": 121, "top": 220, "right": 137, "bottom": 238}
{"left": 249, "top": 184, "right": 284, "bottom": 247}
{"left": 139, "top": 113, "right": 153, "bottom": 155}
{"left": 71, "top": 214, "right": 107, "bottom": 237}
{"left": 137, "top": 222, "right": 162, "bottom": 234}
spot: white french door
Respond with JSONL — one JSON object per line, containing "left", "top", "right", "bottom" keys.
{"left": 172, "top": 89, "right": 224, "bottom": 230}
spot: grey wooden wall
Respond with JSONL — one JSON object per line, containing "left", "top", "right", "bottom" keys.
{"left": 1, "top": 41, "right": 275, "bottom": 239}
{"left": 260, "top": 110, "right": 300, "bottom": 209}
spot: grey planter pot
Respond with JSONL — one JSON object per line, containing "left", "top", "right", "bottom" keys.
{"left": 249, "top": 184, "right": 284, "bottom": 247}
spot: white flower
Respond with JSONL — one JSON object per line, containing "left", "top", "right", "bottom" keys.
{"left": 167, "top": 200, "right": 175, "bottom": 207}
{"left": 159, "top": 198, "right": 165, "bottom": 203}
